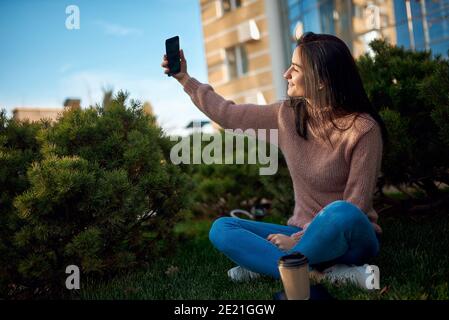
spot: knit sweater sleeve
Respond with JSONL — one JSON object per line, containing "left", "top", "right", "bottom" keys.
{"left": 343, "top": 122, "right": 383, "bottom": 226}
{"left": 183, "top": 77, "right": 280, "bottom": 144}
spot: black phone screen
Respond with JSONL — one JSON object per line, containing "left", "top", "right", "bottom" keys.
{"left": 165, "top": 36, "right": 180, "bottom": 76}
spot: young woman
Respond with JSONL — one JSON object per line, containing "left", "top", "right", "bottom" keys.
{"left": 161, "top": 32, "right": 388, "bottom": 288}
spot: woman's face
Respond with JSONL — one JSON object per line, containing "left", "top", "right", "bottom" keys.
{"left": 283, "top": 47, "right": 305, "bottom": 97}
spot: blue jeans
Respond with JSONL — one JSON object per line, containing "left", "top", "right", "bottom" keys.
{"left": 209, "top": 200, "right": 380, "bottom": 279}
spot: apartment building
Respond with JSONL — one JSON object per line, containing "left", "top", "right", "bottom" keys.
{"left": 200, "top": 0, "right": 290, "bottom": 107}
{"left": 12, "top": 99, "right": 81, "bottom": 123}
{"left": 12, "top": 107, "right": 64, "bottom": 123}
{"left": 12, "top": 98, "right": 157, "bottom": 123}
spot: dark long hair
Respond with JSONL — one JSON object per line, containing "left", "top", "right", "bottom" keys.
{"left": 288, "top": 32, "right": 388, "bottom": 150}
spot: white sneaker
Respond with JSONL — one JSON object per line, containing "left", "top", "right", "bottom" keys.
{"left": 227, "top": 266, "right": 261, "bottom": 282}
{"left": 323, "top": 264, "right": 380, "bottom": 290}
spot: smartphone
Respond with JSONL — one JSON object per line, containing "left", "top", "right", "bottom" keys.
{"left": 165, "top": 36, "right": 181, "bottom": 77}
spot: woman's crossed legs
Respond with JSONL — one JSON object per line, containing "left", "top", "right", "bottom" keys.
{"left": 209, "top": 200, "right": 380, "bottom": 279}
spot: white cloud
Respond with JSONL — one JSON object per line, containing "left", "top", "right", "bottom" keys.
{"left": 95, "top": 20, "right": 143, "bottom": 37}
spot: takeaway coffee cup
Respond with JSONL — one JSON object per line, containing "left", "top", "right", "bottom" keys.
{"left": 278, "top": 252, "right": 310, "bottom": 300}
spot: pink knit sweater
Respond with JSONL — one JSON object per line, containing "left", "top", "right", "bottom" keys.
{"left": 183, "top": 77, "right": 383, "bottom": 234}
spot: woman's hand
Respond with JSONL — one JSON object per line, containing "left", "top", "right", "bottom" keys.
{"left": 161, "top": 49, "right": 189, "bottom": 85}
{"left": 290, "top": 222, "right": 311, "bottom": 241}
{"left": 267, "top": 233, "right": 298, "bottom": 251}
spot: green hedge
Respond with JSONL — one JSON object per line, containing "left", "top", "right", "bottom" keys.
{"left": 0, "top": 92, "right": 190, "bottom": 298}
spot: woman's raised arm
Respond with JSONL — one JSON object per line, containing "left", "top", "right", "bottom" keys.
{"left": 162, "top": 50, "right": 281, "bottom": 143}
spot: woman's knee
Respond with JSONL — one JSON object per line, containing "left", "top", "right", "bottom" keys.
{"left": 319, "top": 200, "right": 368, "bottom": 225}
{"left": 321, "top": 201, "right": 378, "bottom": 248}
{"left": 208, "top": 216, "right": 236, "bottom": 250}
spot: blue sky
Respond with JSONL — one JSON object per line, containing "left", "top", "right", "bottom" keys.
{"left": 0, "top": 0, "right": 209, "bottom": 135}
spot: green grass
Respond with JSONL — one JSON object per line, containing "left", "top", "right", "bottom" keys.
{"left": 76, "top": 209, "right": 449, "bottom": 300}
{"left": 75, "top": 218, "right": 282, "bottom": 300}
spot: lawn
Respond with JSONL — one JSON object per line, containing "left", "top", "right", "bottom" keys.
{"left": 75, "top": 207, "right": 449, "bottom": 300}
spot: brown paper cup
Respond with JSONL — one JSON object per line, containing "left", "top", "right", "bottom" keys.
{"left": 278, "top": 252, "right": 310, "bottom": 300}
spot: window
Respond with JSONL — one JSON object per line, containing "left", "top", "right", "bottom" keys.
{"left": 225, "top": 47, "right": 238, "bottom": 79}
{"left": 221, "top": 0, "right": 242, "bottom": 14}
{"left": 240, "top": 45, "right": 248, "bottom": 75}
{"left": 225, "top": 45, "right": 248, "bottom": 80}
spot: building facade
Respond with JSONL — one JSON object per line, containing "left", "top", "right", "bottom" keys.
{"left": 285, "top": 0, "right": 398, "bottom": 58}
{"left": 199, "top": 0, "right": 292, "bottom": 107}
{"left": 12, "top": 107, "right": 64, "bottom": 123}
{"left": 393, "top": 0, "right": 449, "bottom": 56}
{"left": 199, "top": 0, "right": 448, "bottom": 114}
{"left": 12, "top": 99, "right": 81, "bottom": 123}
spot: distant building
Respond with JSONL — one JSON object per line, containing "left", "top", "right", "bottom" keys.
{"left": 12, "top": 98, "right": 81, "bottom": 123}
{"left": 63, "top": 98, "right": 81, "bottom": 110}
{"left": 13, "top": 107, "right": 63, "bottom": 123}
